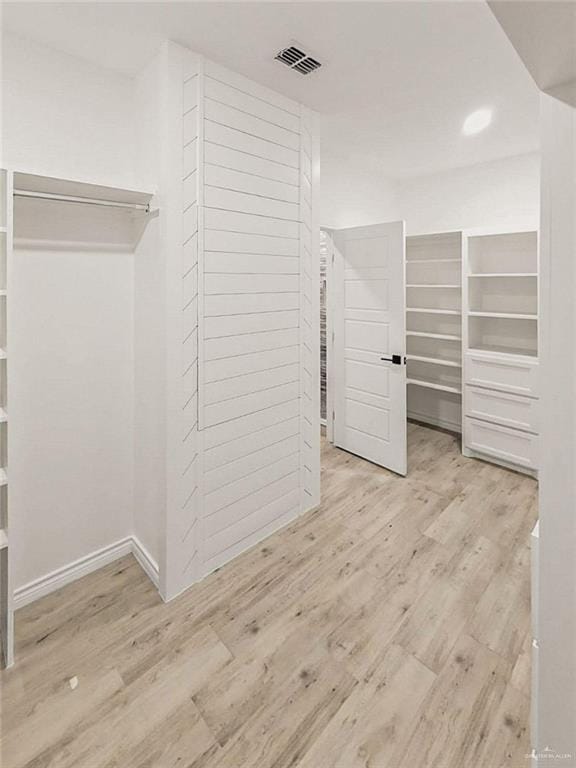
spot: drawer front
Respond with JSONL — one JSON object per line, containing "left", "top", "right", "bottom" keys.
{"left": 466, "top": 386, "right": 539, "bottom": 434}
{"left": 466, "top": 352, "right": 539, "bottom": 397}
{"left": 465, "top": 417, "right": 538, "bottom": 469}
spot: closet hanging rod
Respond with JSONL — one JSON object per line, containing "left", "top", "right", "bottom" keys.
{"left": 13, "top": 189, "right": 152, "bottom": 212}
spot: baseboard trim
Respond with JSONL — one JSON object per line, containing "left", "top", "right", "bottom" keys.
{"left": 131, "top": 536, "right": 160, "bottom": 589}
{"left": 407, "top": 410, "right": 462, "bottom": 435}
{"left": 14, "top": 536, "right": 159, "bottom": 610}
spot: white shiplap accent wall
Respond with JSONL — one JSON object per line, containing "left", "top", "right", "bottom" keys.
{"left": 299, "top": 107, "right": 321, "bottom": 511}
{"left": 199, "top": 61, "right": 310, "bottom": 575}
{"left": 160, "top": 44, "right": 202, "bottom": 600}
{"left": 178, "top": 54, "right": 201, "bottom": 586}
{"left": 157, "top": 45, "right": 319, "bottom": 598}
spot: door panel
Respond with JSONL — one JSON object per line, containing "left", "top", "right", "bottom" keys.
{"left": 333, "top": 221, "right": 407, "bottom": 474}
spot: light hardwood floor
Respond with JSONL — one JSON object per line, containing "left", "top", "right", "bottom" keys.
{"left": 1, "top": 423, "right": 537, "bottom": 768}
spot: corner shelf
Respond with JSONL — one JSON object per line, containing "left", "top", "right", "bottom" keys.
{"left": 0, "top": 408, "right": 7, "bottom": 423}
{"left": 0, "top": 530, "right": 7, "bottom": 551}
{"left": 0, "top": 468, "right": 7, "bottom": 487}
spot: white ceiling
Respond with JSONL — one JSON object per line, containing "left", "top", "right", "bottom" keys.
{"left": 489, "top": 1, "right": 576, "bottom": 104}
{"left": 3, "top": 1, "right": 540, "bottom": 179}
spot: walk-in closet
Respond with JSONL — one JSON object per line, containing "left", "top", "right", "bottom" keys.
{"left": 0, "top": 43, "right": 320, "bottom": 669}
{"left": 324, "top": 224, "right": 539, "bottom": 477}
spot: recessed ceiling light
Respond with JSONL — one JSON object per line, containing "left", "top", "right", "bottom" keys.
{"left": 462, "top": 109, "right": 493, "bottom": 136}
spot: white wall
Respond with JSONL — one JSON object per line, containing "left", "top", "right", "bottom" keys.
{"left": 538, "top": 89, "right": 576, "bottom": 767}
{"left": 132, "top": 55, "right": 164, "bottom": 568}
{"left": 322, "top": 152, "right": 540, "bottom": 234}
{"left": 10, "top": 199, "right": 134, "bottom": 590}
{"left": 1, "top": 33, "right": 140, "bottom": 190}
{"left": 321, "top": 158, "right": 398, "bottom": 229}
{"left": 397, "top": 152, "right": 540, "bottom": 234}
{"left": 133, "top": 216, "right": 164, "bottom": 566}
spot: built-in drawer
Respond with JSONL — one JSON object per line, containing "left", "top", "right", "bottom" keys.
{"left": 465, "top": 417, "right": 538, "bottom": 470}
{"left": 466, "top": 385, "right": 539, "bottom": 434}
{"left": 466, "top": 351, "right": 539, "bottom": 397}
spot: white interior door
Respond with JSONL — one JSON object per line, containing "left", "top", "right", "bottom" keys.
{"left": 332, "top": 221, "right": 407, "bottom": 475}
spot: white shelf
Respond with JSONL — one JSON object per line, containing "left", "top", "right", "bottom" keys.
{"left": 469, "top": 273, "right": 537, "bottom": 278}
{"left": 407, "top": 355, "right": 461, "bottom": 368}
{"left": 469, "top": 311, "right": 537, "bottom": 320}
{"left": 407, "top": 331, "right": 461, "bottom": 341}
{"left": 0, "top": 529, "right": 7, "bottom": 550}
{"left": 407, "top": 284, "right": 460, "bottom": 289}
{"left": 0, "top": 408, "right": 7, "bottom": 423}
{"left": 0, "top": 291, "right": 6, "bottom": 297}
{"left": 0, "top": 227, "right": 7, "bottom": 234}
{"left": 468, "top": 345, "right": 538, "bottom": 360}
{"left": 407, "top": 308, "right": 460, "bottom": 315}
{"left": 0, "top": 349, "right": 6, "bottom": 360}
{"left": 0, "top": 468, "right": 7, "bottom": 487}
{"left": 13, "top": 172, "right": 154, "bottom": 208}
{"left": 406, "top": 258, "right": 460, "bottom": 264}
{"left": 407, "top": 378, "right": 461, "bottom": 395}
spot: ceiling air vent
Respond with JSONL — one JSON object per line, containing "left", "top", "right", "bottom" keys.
{"left": 275, "top": 45, "right": 322, "bottom": 75}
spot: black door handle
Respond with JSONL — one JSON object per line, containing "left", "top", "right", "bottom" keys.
{"left": 380, "top": 354, "right": 405, "bottom": 365}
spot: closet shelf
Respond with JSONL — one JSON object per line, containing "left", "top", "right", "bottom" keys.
{"left": 407, "top": 308, "right": 460, "bottom": 315}
{"left": 0, "top": 227, "right": 7, "bottom": 234}
{"left": 0, "top": 468, "right": 7, "bottom": 487}
{"left": 468, "top": 345, "right": 538, "bottom": 359}
{"left": 0, "top": 529, "right": 7, "bottom": 550}
{"left": 0, "top": 349, "right": 6, "bottom": 360}
{"left": 13, "top": 172, "right": 154, "bottom": 209}
{"left": 469, "top": 311, "right": 538, "bottom": 320}
{"left": 407, "top": 331, "right": 461, "bottom": 341}
{"left": 407, "top": 378, "right": 461, "bottom": 395}
{"left": 468, "top": 273, "right": 537, "bottom": 278}
{"left": 0, "top": 408, "right": 7, "bottom": 423}
{"left": 406, "top": 258, "right": 460, "bottom": 264}
{"left": 407, "top": 355, "right": 461, "bottom": 368}
{"left": 406, "top": 284, "right": 460, "bottom": 289}
{"left": 0, "top": 290, "right": 6, "bottom": 297}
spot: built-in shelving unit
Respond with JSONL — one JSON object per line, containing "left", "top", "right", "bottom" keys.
{"left": 0, "top": 168, "right": 12, "bottom": 668}
{"left": 406, "top": 231, "right": 463, "bottom": 432}
{"left": 463, "top": 229, "right": 539, "bottom": 474}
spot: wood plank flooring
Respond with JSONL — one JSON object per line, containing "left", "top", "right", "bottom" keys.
{"left": 1, "top": 423, "right": 538, "bottom": 768}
